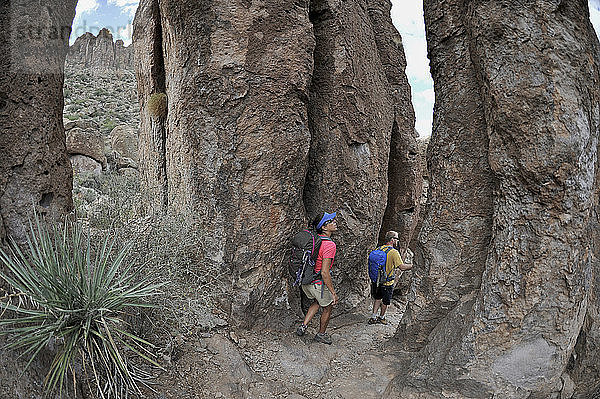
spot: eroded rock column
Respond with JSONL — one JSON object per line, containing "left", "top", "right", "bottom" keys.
{"left": 0, "top": 1, "right": 76, "bottom": 242}
{"left": 387, "top": 0, "right": 600, "bottom": 397}
{"left": 135, "top": 0, "right": 315, "bottom": 327}
{"left": 367, "top": 0, "right": 422, "bottom": 254}
{"left": 396, "top": 0, "right": 495, "bottom": 351}
{"left": 133, "top": 0, "right": 168, "bottom": 214}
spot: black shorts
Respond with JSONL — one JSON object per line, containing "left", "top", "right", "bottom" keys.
{"left": 371, "top": 282, "right": 393, "bottom": 305}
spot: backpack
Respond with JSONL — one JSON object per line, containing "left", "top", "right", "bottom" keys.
{"left": 368, "top": 246, "right": 392, "bottom": 285}
{"left": 289, "top": 229, "right": 322, "bottom": 286}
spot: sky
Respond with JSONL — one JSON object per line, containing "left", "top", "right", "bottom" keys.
{"left": 72, "top": 0, "right": 600, "bottom": 138}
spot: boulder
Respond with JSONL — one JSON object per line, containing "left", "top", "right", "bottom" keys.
{"left": 69, "top": 155, "right": 102, "bottom": 175}
{"left": 109, "top": 124, "right": 138, "bottom": 163}
{"left": 64, "top": 119, "right": 99, "bottom": 131}
{"left": 65, "top": 127, "right": 106, "bottom": 167}
{"left": 0, "top": 1, "right": 76, "bottom": 243}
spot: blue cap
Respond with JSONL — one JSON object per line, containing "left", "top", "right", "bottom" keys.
{"left": 317, "top": 212, "right": 337, "bottom": 229}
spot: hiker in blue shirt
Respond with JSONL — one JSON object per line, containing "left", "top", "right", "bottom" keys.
{"left": 368, "top": 231, "right": 412, "bottom": 325}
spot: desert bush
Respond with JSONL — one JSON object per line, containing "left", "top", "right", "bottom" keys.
{"left": 102, "top": 118, "right": 117, "bottom": 134}
{"left": 73, "top": 172, "right": 229, "bottom": 337}
{"left": 0, "top": 215, "right": 162, "bottom": 398}
{"left": 147, "top": 93, "right": 167, "bottom": 119}
{"left": 74, "top": 171, "right": 141, "bottom": 229}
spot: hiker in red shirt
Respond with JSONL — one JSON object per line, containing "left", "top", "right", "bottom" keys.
{"left": 295, "top": 211, "right": 338, "bottom": 344}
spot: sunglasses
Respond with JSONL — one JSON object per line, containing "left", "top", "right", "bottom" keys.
{"left": 324, "top": 219, "right": 336, "bottom": 226}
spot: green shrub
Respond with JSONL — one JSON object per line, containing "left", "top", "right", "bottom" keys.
{"left": 147, "top": 93, "right": 167, "bottom": 119}
{"left": 0, "top": 215, "right": 162, "bottom": 397}
{"left": 102, "top": 118, "right": 117, "bottom": 134}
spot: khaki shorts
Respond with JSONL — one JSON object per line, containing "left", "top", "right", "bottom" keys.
{"left": 302, "top": 282, "right": 334, "bottom": 307}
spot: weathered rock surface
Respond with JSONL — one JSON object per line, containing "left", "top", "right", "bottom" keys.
{"left": 134, "top": 0, "right": 315, "bottom": 327}
{"left": 396, "top": 0, "right": 495, "bottom": 351}
{"left": 0, "top": 1, "right": 75, "bottom": 242}
{"left": 133, "top": 0, "right": 167, "bottom": 213}
{"left": 67, "top": 29, "right": 133, "bottom": 73}
{"left": 69, "top": 155, "right": 102, "bottom": 175}
{"left": 408, "top": 135, "right": 430, "bottom": 252}
{"left": 134, "top": 0, "right": 419, "bottom": 325}
{"left": 387, "top": 1, "right": 600, "bottom": 397}
{"left": 109, "top": 124, "right": 138, "bottom": 163}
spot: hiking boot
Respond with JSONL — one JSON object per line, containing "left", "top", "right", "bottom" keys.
{"left": 376, "top": 316, "right": 388, "bottom": 325}
{"left": 314, "top": 332, "right": 332, "bottom": 345}
{"left": 368, "top": 317, "right": 378, "bottom": 325}
{"left": 296, "top": 323, "right": 307, "bottom": 336}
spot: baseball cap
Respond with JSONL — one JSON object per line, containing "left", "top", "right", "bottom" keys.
{"left": 317, "top": 212, "right": 337, "bottom": 229}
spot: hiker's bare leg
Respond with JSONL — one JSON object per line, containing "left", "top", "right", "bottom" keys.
{"left": 303, "top": 301, "right": 320, "bottom": 326}
{"left": 380, "top": 303, "right": 388, "bottom": 318}
{"left": 319, "top": 303, "right": 333, "bottom": 333}
{"left": 372, "top": 299, "right": 382, "bottom": 315}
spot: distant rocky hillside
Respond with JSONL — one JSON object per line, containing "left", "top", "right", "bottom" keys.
{"left": 67, "top": 28, "right": 134, "bottom": 72}
{"left": 64, "top": 29, "right": 139, "bottom": 134}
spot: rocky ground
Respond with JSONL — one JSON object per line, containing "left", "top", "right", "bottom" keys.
{"left": 149, "top": 296, "right": 411, "bottom": 399}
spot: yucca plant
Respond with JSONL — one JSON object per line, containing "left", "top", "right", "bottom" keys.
{"left": 0, "top": 215, "right": 163, "bottom": 398}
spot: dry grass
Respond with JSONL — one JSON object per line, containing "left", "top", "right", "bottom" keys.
{"left": 74, "top": 171, "right": 229, "bottom": 340}
{"left": 147, "top": 93, "right": 167, "bottom": 119}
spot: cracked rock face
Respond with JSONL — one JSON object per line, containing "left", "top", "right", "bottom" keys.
{"left": 388, "top": 0, "right": 600, "bottom": 397}
{"left": 134, "top": 0, "right": 419, "bottom": 326}
{"left": 0, "top": 1, "right": 76, "bottom": 243}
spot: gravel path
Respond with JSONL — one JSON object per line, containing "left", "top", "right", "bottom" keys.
{"left": 152, "top": 297, "right": 411, "bottom": 399}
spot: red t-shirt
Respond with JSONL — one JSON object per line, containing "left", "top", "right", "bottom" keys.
{"left": 313, "top": 236, "right": 336, "bottom": 284}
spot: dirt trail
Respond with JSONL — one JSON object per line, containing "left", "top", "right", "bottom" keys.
{"left": 155, "top": 298, "right": 411, "bottom": 399}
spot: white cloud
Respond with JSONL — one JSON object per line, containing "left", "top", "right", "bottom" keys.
{"left": 108, "top": 0, "right": 139, "bottom": 19}
{"left": 117, "top": 23, "right": 134, "bottom": 46}
{"left": 71, "top": 0, "right": 99, "bottom": 43}
{"left": 390, "top": 0, "right": 432, "bottom": 137}
{"left": 76, "top": 0, "right": 99, "bottom": 15}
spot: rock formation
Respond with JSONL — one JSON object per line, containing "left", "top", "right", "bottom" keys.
{"left": 67, "top": 28, "right": 134, "bottom": 73}
{"left": 396, "top": 0, "right": 495, "bottom": 351}
{"left": 0, "top": 1, "right": 76, "bottom": 243}
{"left": 304, "top": 0, "right": 419, "bottom": 310}
{"left": 387, "top": 0, "right": 600, "bottom": 397}
{"left": 133, "top": 0, "right": 420, "bottom": 326}
{"left": 109, "top": 124, "right": 138, "bottom": 169}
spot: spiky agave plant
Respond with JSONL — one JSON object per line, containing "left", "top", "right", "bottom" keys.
{"left": 0, "top": 215, "right": 163, "bottom": 398}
